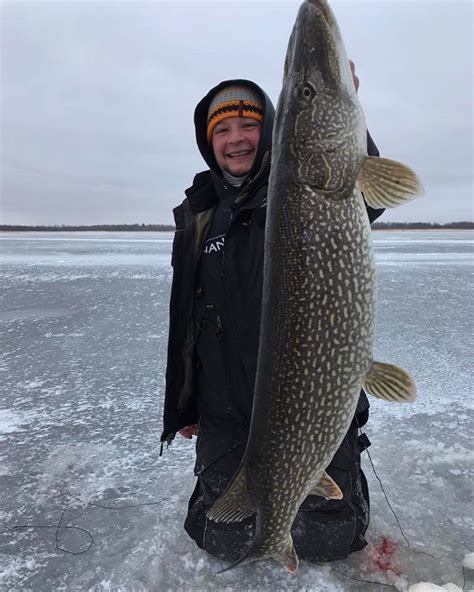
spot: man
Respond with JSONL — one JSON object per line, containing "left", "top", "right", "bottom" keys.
{"left": 161, "top": 71, "right": 383, "bottom": 563}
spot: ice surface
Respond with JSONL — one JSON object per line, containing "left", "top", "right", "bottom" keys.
{"left": 1, "top": 230, "right": 473, "bottom": 591}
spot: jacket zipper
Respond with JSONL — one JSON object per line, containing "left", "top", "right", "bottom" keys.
{"left": 220, "top": 221, "right": 254, "bottom": 427}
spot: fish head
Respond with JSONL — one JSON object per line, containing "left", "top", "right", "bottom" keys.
{"left": 274, "top": 0, "right": 367, "bottom": 199}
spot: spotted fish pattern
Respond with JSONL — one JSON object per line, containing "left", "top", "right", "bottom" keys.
{"left": 208, "top": 0, "right": 423, "bottom": 574}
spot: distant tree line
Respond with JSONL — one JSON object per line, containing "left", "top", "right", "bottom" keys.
{"left": 371, "top": 221, "right": 473, "bottom": 230}
{"left": 0, "top": 221, "right": 472, "bottom": 231}
{"left": 0, "top": 223, "right": 175, "bottom": 231}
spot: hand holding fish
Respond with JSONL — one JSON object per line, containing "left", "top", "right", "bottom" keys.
{"left": 349, "top": 59, "right": 359, "bottom": 92}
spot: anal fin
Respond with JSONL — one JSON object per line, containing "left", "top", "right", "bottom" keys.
{"left": 362, "top": 361, "right": 416, "bottom": 402}
{"left": 207, "top": 463, "right": 255, "bottom": 523}
{"left": 308, "top": 471, "right": 343, "bottom": 500}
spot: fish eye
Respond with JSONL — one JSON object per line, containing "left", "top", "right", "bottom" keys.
{"left": 301, "top": 84, "right": 315, "bottom": 101}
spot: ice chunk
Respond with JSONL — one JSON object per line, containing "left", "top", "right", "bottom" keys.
{"left": 408, "top": 583, "right": 463, "bottom": 592}
{"left": 0, "top": 409, "right": 34, "bottom": 434}
{"left": 462, "top": 552, "right": 474, "bottom": 569}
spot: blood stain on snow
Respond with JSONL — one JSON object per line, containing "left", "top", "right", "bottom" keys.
{"left": 368, "top": 536, "right": 401, "bottom": 576}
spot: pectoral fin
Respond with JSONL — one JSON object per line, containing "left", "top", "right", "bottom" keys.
{"left": 357, "top": 156, "right": 424, "bottom": 209}
{"left": 362, "top": 361, "right": 417, "bottom": 402}
{"left": 308, "top": 471, "right": 343, "bottom": 500}
{"left": 206, "top": 463, "right": 255, "bottom": 523}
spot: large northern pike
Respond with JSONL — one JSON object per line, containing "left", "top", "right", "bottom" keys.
{"left": 207, "top": 0, "right": 424, "bottom": 574}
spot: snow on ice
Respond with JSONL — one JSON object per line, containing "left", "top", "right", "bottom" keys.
{"left": 0, "top": 230, "right": 473, "bottom": 591}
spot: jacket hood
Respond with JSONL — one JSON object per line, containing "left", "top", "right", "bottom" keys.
{"left": 194, "top": 79, "right": 275, "bottom": 179}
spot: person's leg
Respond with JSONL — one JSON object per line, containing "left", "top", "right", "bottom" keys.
{"left": 292, "top": 421, "right": 370, "bottom": 563}
{"left": 184, "top": 445, "right": 255, "bottom": 561}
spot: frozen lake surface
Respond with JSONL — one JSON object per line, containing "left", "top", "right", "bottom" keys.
{"left": 1, "top": 230, "right": 473, "bottom": 592}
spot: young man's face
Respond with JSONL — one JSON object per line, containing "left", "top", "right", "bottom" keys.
{"left": 211, "top": 117, "right": 262, "bottom": 177}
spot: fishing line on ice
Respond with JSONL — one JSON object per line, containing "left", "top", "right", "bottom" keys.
{"left": 323, "top": 566, "right": 399, "bottom": 590}
{"left": 364, "top": 444, "right": 410, "bottom": 547}
{"left": 1, "top": 472, "right": 468, "bottom": 589}
{"left": 314, "top": 505, "right": 399, "bottom": 590}
{"left": 59, "top": 488, "right": 169, "bottom": 511}
{"left": 0, "top": 488, "right": 173, "bottom": 556}
{"left": 360, "top": 428, "right": 467, "bottom": 591}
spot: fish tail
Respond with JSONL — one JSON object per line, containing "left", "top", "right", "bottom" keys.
{"left": 215, "top": 550, "right": 257, "bottom": 574}
{"left": 216, "top": 535, "right": 299, "bottom": 575}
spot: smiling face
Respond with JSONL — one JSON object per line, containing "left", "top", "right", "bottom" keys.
{"left": 211, "top": 116, "right": 262, "bottom": 177}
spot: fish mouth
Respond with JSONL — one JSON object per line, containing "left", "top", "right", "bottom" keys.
{"left": 284, "top": 0, "right": 353, "bottom": 94}
{"left": 305, "top": 0, "right": 334, "bottom": 27}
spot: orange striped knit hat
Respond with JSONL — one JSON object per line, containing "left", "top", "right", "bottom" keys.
{"left": 207, "top": 85, "right": 264, "bottom": 142}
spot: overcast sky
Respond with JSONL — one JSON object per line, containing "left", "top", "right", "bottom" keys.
{"left": 1, "top": 0, "right": 472, "bottom": 225}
